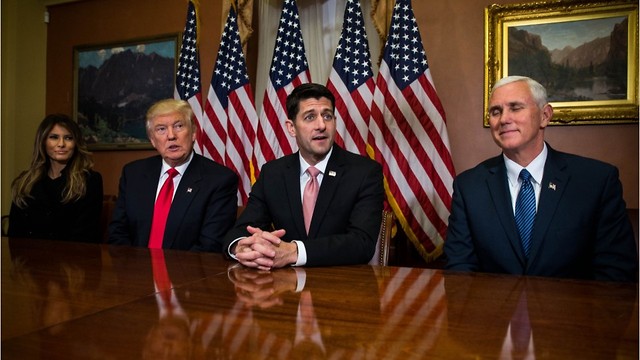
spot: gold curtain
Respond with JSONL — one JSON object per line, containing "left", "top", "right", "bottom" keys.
{"left": 371, "top": 0, "right": 394, "bottom": 45}
{"left": 221, "top": 0, "right": 254, "bottom": 47}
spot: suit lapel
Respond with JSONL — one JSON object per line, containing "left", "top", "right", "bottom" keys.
{"left": 284, "top": 155, "right": 306, "bottom": 237}
{"left": 486, "top": 157, "right": 527, "bottom": 266}
{"left": 164, "top": 155, "right": 202, "bottom": 247}
{"left": 142, "top": 157, "right": 163, "bottom": 242}
{"left": 528, "top": 148, "right": 568, "bottom": 263}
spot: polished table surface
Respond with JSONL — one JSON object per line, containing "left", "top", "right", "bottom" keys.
{"left": 2, "top": 237, "right": 637, "bottom": 359}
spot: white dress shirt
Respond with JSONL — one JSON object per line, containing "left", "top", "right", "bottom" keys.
{"left": 503, "top": 144, "right": 547, "bottom": 214}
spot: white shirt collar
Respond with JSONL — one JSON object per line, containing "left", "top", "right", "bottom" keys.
{"left": 504, "top": 143, "right": 547, "bottom": 187}
{"left": 160, "top": 151, "right": 194, "bottom": 176}
{"left": 298, "top": 147, "right": 332, "bottom": 176}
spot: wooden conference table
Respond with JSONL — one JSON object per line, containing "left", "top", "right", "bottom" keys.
{"left": 2, "top": 237, "right": 637, "bottom": 359}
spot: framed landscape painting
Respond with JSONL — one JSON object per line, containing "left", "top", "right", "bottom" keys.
{"left": 73, "top": 34, "right": 178, "bottom": 149}
{"left": 484, "top": 0, "right": 638, "bottom": 126}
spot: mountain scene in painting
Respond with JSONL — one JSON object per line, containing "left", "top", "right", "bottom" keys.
{"left": 77, "top": 43, "right": 174, "bottom": 145}
{"left": 508, "top": 17, "right": 628, "bottom": 102}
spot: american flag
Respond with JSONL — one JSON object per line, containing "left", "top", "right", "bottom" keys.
{"left": 254, "top": 0, "right": 310, "bottom": 174}
{"left": 174, "top": 0, "right": 211, "bottom": 160}
{"left": 369, "top": 0, "right": 455, "bottom": 261}
{"left": 203, "top": 4, "right": 258, "bottom": 205}
{"left": 326, "top": 0, "right": 375, "bottom": 157}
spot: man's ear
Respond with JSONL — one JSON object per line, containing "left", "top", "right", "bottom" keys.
{"left": 285, "top": 119, "right": 296, "bottom": 137}
{"left": 540, "top": 103, "right": 553, "bottom": 128}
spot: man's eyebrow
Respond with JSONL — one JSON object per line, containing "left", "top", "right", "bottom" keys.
{"left": 488, "top": 101, "right": 526, "bottom": 111}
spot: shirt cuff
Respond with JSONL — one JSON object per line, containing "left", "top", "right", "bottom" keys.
{"left": 227, "top": 237, "right": 244, "bottom": 260}
{"left": 292, "top": 240, "right": 307, "bottom": 266}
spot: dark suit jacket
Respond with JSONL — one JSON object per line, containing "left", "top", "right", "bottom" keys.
{"left": 444, "top": 145, "right": 638, "bottom": 282}
{"left": 8, "top": 170, "right": 103, "bottom": 243}
{"left": 108, "top": 153, "right": 238, "bottom": 252}
{"left": 223, "top": 145, "right": 384, "bottom": 266}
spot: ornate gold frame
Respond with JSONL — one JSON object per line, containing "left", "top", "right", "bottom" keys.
{"left": 484, "top": 0, "right": 638, "bottom": 126}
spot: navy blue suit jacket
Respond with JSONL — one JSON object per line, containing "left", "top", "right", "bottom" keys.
{"left": 223, "top": 145, "right": 384, "bottom": 266}
{"left": 444, "top": 145, "right": 638, "bottom": 281}
{"left": 108, "top": 153, "right": 238, "bottom": 252}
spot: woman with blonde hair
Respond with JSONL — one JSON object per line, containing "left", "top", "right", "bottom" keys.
{"left": 9, "top": 114, "right": 103, "bottom": 242}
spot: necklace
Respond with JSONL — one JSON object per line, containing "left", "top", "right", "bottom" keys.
{"left": 48, "top": 170, "right": 62, "bottom": 179}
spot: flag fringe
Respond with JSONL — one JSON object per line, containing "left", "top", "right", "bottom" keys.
{"left": 382, "top": 176, "right": 444, "bottom": 264}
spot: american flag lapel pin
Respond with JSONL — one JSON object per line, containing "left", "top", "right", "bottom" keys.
{"left": 328, "top": 171, "right": 336, "bottom": 177}
{"left": 548, "top": 182, "right": 556, "bottom": 191}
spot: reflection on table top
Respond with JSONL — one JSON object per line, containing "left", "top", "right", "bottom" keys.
{"left": 2, "top": 237, "right": 638, "bottom": 359}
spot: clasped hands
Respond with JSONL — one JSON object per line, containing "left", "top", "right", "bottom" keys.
{"left": 233, "top": 226, "right": 298, "bottom": 271}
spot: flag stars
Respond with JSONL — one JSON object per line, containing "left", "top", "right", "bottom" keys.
{"left": 383, "top": 0, "right": 430, "bottom": 88}
{"left": 176, "top": 1, "right": 201, "bottom": 99}
{"left": 210, "top": 6, "right": 250, "bottom": 102}
{"left": 330, "top": 0, "right": 372, "bottom": 90}
{"left": 268, "top": 0, "right": 308, "bottom": 88}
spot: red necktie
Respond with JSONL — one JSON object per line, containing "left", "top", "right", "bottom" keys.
{"left": 303, "top": 166, "right": 320, "bottom": 234}
{"left": 148, "top": 168, "right": 178, "bottom": 248}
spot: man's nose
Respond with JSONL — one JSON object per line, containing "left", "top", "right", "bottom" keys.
{"left": 498, "top": 110, "right": 512, "bottom": 124}
{"left": 316, "top": 117, "right": 327, "bottom": 130}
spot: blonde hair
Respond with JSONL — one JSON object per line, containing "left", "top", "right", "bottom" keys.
{"left": 145, "top": 99, "right": 194, "bottom": 136}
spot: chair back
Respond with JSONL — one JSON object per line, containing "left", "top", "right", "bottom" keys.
{"left": 101, "top": 195, "right": 118, "bottom": 242}
{"left": 369, "top": 210, "right": 395, "bottom": 266}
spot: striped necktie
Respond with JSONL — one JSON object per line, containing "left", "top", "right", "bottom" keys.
{"left": 514, "top": 169, "right": 536, "bottom": 258}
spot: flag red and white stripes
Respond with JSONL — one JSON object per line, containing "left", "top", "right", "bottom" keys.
{"left": 203, "top": 4, "right": 258, "bottom": 205}
{"left": 326, "top": 0, "right": 375, "bottom": 157}
{"left": 369, "top": 0, "right": 455, "bottom": 261}
{"left": 254, "top": 0, "right": 311, "bottom": 175}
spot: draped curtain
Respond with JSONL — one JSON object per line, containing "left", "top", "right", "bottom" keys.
{"left": 253, "top": 0, "right": 382, "bottom": 112}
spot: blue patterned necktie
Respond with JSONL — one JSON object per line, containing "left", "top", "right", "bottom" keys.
{"left": 515, "top": 169, "right": 536, "bottom": 258}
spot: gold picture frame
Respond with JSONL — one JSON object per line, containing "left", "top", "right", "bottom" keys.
{"left": 484, "top": 0, "right": 639, "bottom": 126}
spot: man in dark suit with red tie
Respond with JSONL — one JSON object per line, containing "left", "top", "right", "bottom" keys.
{"left": 223, "top": 83, "right": 384, "bottom": 269}
{"left": 444, "top": 76, "right": 638, "bottom": 281}
{"left": 108, "top": 99, "right": 238, "bottom": 252}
